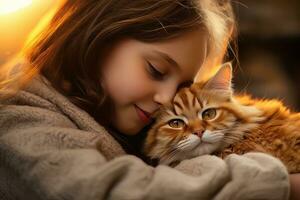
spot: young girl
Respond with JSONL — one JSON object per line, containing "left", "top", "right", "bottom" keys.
{"left": 0, "top": 0, "right": 294, "bottom": 199}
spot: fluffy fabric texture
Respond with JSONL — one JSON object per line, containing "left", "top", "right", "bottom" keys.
{"left": 0, "top": 75, "right": 290, "bottom": 200}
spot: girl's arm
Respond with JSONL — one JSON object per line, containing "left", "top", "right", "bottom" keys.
{"left": 290, "top": 174, "right": 300, "bottom": 200}
{"left": 0, "top": 105, "right": 290, "bottom": 200}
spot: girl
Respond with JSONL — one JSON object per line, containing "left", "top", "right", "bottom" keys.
{"left": 0, "top": 0, "right": 294, "bottom": 199}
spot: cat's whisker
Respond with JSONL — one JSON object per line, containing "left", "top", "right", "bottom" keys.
{"left": 161, "top": 148, "right": 180, "bottom": 164}
{"left": 166, "top": 145, "right": 181, "bottom": 157}
{"left": 161, "top": 139, "right": 194, "bottom": 164}
{"left": 213, "top": 128, "right": 230, "bottom": 133}
{"left": 178, "top": 137, "right": 202, "bottom": 151}
{"left": 223, "top": 134, "right": 241, "bottom": 143}
{"left": 177, "top": 139, "right": 191, "bottom": 148}
{"left": 177, "top": 139, "right": 189, "bottom": 147}
{"left": 177, "top": 143, "right": 192, "bottom": 151}
{"left": 202, "top": 133, "right": 224, "bottom": 143}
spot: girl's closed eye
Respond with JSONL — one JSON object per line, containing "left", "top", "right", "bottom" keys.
{"left": 146, "top": 61, "right": 166, "bottom": 80}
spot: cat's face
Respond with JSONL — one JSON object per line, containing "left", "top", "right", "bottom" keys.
{"left": 144, "top": 63, "right": 261, "bottom": 165}
{"left": 144, "top": 83, "right": 236, "bottom": 164}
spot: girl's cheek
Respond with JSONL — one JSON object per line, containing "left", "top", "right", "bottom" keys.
{"left": 109, "top": 73, "right": 154, "bottom": 104}
{"left": 127, "top": 77, "right": 154, "bottom": 99}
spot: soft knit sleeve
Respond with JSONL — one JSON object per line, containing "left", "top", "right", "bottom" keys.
{"left": 0, "top": 104, "right": 290, "bottom": 200}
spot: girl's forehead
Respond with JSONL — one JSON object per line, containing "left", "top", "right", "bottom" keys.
{"left": 147, "top": 29, "right": 209, "bottom": 79}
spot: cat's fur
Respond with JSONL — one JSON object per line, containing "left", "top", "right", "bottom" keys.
{"left": 144, "top": 63, "right": 300, "bottom": 173}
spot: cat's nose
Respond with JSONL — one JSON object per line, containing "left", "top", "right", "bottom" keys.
{"left": 193, "top": 130, "right": 204, "bottom": 138}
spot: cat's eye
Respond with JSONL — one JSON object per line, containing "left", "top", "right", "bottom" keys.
{"left": 168, "top": 119, "right": 186, "bottom": 129}
{"left": 202, "top": 108, "right": 217, "bottom": 120}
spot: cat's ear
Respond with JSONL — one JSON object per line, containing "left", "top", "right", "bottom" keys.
{"left": 204, "top": 62, "right": 233, "bottom": 92}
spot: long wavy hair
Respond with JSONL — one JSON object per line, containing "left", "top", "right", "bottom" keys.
{"left": 0, "top": 0, "right": 235, "bottom": 125}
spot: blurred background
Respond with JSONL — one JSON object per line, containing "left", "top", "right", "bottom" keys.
{"left": 0, "top": 0, "right": 60, "bottom": 64}
{"left": 232, "top": 0, "right": 300, "bottom": 110}
{"left": 0, "top": 0, "right": 299, "bottom": 109}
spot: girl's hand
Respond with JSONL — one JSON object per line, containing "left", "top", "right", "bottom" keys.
{"left": 290, "top": 173, "right": 300, "bottom": 200}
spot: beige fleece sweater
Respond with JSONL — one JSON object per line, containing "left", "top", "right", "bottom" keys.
{"left": 0, "top": 75, "right": 290, "bottom": 200}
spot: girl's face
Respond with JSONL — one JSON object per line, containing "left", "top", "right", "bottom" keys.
{"left": 101, "top": 29, "right": 208, "bottom": 135}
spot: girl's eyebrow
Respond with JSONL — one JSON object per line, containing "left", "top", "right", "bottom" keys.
{"left": 152, "top": 50, "right": 181, "bottom": 71}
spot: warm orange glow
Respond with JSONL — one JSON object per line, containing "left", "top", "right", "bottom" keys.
{"left": 0, "top": 0, "right": 32, "bottom": 14}
{"left": 0, "top": 0, "right": 61, "bottom": 65}
{"left": 25, "top": 2, "right": 63, "bottom": 49}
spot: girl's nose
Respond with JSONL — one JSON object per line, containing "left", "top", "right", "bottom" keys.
{"left": 153, "top": 85, "right": 177, "bottom": 105}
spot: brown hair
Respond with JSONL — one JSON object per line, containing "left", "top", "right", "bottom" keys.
{"left": 0, "top": 0, "right": 235, "bottom": 125}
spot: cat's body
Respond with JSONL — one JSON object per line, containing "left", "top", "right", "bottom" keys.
{"left": 217, "top": 95, "right": 300, "bottom": 173}
{"left": 144, "top": 64, "right": 300, "bottom": 173}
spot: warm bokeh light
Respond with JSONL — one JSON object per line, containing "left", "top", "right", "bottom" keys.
{"left": 0, "top": 0, "right": 32, "bottom": 14}
{"left": 0, "top": 0, "right": 62, "bottom": 66}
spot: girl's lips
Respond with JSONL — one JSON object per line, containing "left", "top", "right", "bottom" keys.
{"left": 134, "top": 105, "right": 151, "bottom": 124}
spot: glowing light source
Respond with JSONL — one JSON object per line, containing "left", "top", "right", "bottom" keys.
{"left": 0, "top": 0, "right": 32, "bottom": 15}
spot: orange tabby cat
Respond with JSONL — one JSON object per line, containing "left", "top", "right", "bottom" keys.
{"left": 144, "top": 63, "right": 300, "bottom": 173}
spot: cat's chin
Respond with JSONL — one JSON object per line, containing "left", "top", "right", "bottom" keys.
{"left": 159, "top": 142, "right": 219, "bottom": 165}
{"left": 158, "top": 135, "right": 222, "bottom": 165}
{"left": 184, "top": 135, "right": 220, "bottom": 157}
{"left": 191, "top": 142, "right": 220, "bottom": 157}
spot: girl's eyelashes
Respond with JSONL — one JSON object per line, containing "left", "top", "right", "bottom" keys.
{"left": 146, "top": 61, "right": 165, "bottom": 80}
